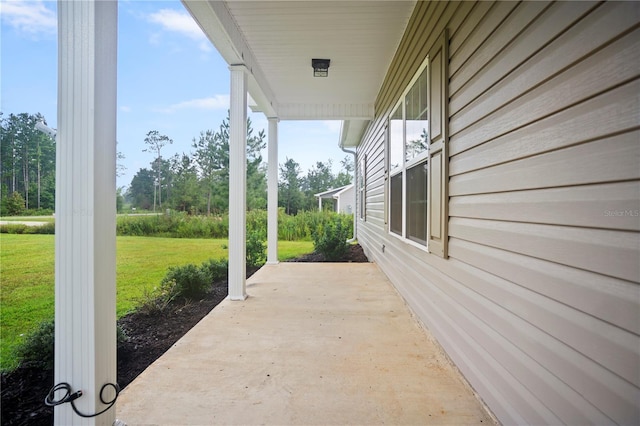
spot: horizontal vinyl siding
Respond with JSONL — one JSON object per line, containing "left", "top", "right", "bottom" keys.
{"left": 357, "top": 1, "right": 640, "bottom": 425}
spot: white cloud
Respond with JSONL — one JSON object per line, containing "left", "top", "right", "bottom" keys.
{"left": 147, "top": 8, "right": 210, "bottom": 52}
{"left": 156, "top": 95, "right": 230, "bottom": 113}
{"left": 1, "top": 0, "right": 56, "bottom": 36}
{"left": 120, "top": 106, "right": 132, "bottom": 113}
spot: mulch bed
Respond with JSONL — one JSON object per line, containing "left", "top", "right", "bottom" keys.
{"left": 1, "top": 245, "right": 368, "bottom": 425}
{"left": 286, "top": 243, "right": 368, "bottom": 263}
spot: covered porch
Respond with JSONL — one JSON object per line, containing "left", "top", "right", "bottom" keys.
{"left": 52, "top": 1, "right": 493, "bottom": 423}
{"left": 117, "top": 262, "right": 493, "bottom": 424}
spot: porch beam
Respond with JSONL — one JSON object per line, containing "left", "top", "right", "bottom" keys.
{"left": 267, "top": 117, "right": 279, "bottom": 264}
{"left": 278, "top": 103, "right": 374, "bottom": 120}
{"left": 55, "top": 1, "right": 117, "bottom": 424}
{"left": 228, "top": 65, "right": 248, "bottom": 300}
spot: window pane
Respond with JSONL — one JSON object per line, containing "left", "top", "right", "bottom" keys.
{"left": 406, "top": 161, "right": 427, "bottom": 245}
{"left": 405, "top": 67, "right": 428, "bottom": 163}
{"left": 390, "top": 173, "right": 402, "bottom": 235}
{"left": 389, "top": 107, "right": 403, "bottom": 171}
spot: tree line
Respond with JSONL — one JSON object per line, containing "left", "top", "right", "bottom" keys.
{"left": 1, "top": 112, "right": 126, "bottom": 216}
{"left": 0, "top": 112, "right": 352, "bottom": 216}
{"left": 0, "top": 113, "right": 56, "bottom": 215}
{"left": 126, "top": 114, "right": 353, "bottom": 215}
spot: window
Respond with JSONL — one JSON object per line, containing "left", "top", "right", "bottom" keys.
{"left": 359, "top": 154, "right": 366, "bottom": 220}
{"left": 388, "top": 64, "right": 429, "bottom": 246}
{"left": 386, "top": 29, "right": 449, "bottom": 257}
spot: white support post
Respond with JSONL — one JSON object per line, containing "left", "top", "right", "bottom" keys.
{"left": 228, "top": 65, "right": 248, "bottom": 300}
{"left": 267, "top": 117, "right": 279, "bottom": 265}
{"left": 55, "top": 1, "right": 117, "bottom": 425}
{"left": 318, "top": 197, "right": 322, "bottom": 211}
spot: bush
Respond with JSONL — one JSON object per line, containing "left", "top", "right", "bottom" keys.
{"left": 14, "top": 320, "right": 55, "bottom": 369}
{"left": 12, "top": 320, "right": 128, "bottom": 371}
{"left": 137, "top": 286, "right": 173, "bottom": 315}
{"left": 138, "top": 258, "right": 228, "bottom": 315}
{"left": 0, "top": 224, "right": 28, "bottom": 234}
{"left": 312, "top": 217, "right": 349, "bottom": 261}
{"left": 5, "top": 192, "right": 26, "bottom": 216}
{"left": 0, "top": 222, "right": 55, "bottom": 234}
{"left": 24, "top": 208, "right": 54, "bottom": 216}
{"left": 201, "top": 258, "right": 228, "bottom": 284}
{"left": 246, "top": 232, "right": 266, "bottom": 268}
{"left": 116, "top": 212, "right": 228, "bottom": 238}
{"left": 160, "top": 264, "right": 209, "bottom": 300}
{"left": 31, "top": 222, "right": 55, "bottom": 234}
{"left": 246, "top": 209, "right": 267, "bottom": 240}
{"left": 115, "top": 209, "right": 353, "bottom": 241}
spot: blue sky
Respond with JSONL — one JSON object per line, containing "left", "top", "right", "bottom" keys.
{"left": 1, "top": 0, "right": 349, "bottom": 189}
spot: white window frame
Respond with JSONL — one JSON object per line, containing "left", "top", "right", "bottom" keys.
{"left": 387, "top": 57, "right": 430, "bottom": 250}
{"left": 359, "top": 153, "right": 366, "bottom": 220}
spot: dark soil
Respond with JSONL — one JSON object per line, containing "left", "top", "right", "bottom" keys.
{"left": 1, "top": 245, "right": 368, "bottom": 425}
{"left": 287, "top": 243, "right": 368, "bottom": 263}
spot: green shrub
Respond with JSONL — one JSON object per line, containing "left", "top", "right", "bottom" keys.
{"left": 32, "top": 222, "right": 55, "bottom": 234}
{"left": 14, "top": 319, "right": 55, "bottom": 369}
{"left": 246, "top": 232, "right": 266, "bottom": 268}
{"left": 160, "top": 264, "right": 209, "bottom": 300}
{"left": 12, "top": 320, "right": 129, "bottom": 370}
{"left": 114, "top": 209, "right": 353, "bottom": 241}
{"left": 0, "top": 222, "right": 55, "bottom": 234}
{"left": 117, "top": 324, "right": 129, "bottom": 343}
{"left": 201, "top": 258, "right": 228, "bottom": 284}
{"left": 246, "top": 209, "right": 268, "bottom": 240}
{"left": 138, "top": 258, "right": 228, "bottom": 315}
{"left": 0, "top": 224, "right": 28, "bottom": 234}
{"left": 5, "top": 192, "right": 26, "bottom": 216}
{"left": 312, "top": 217, "right": 349, "bottom": 261}
{"left": 25, "top": 208, "right": 54, "bottom": 216}
{"left": 137, "top": 286, "right": 173, "bottom": 314}
{"left": 116, "top": 212, "right": 228, "bottom": 238}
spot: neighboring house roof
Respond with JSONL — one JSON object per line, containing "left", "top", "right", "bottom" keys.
{"left": 314, "top": 184, "right": 354, "bottom": 199}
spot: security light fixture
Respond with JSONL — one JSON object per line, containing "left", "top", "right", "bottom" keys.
{"left": 312, "top": 59, "right": 330, "bottom": 77}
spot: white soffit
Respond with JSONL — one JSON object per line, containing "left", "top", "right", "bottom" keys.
{"left": 183, "top": 0, "right": 416, "bottom": 121}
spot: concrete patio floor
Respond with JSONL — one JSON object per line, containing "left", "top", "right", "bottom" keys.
{"left": 117, "top": 263, "right": 495, "bottom": 425}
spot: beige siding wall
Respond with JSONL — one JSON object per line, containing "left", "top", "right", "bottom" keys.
{"left": 357, "top": 2, "right": 640, "bottom": 424}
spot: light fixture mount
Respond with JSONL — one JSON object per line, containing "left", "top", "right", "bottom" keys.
{"left": 312, "top": 58, "right": 330, "bottom": 77}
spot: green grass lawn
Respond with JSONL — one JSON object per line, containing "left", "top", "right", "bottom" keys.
{"left": 0, "top": 234, "right": 312, "bottom": 371}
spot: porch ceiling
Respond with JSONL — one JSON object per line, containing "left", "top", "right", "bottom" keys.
{"left": 182, "top": 1, "right": 416, "bottom": 144}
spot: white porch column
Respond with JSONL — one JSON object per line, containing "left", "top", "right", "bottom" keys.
{"left": 228, "top": 65, "right": 248, "bottom": 300}
{"left": 267, "top": 117, "right": 279, "bottom": 264}
{"left": 55, "top": 1, "right": 117, "bottom": 425}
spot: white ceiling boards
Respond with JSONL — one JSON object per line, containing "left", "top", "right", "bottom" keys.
{"left": 183, "top": 1, "right": 415, "bottom": 121}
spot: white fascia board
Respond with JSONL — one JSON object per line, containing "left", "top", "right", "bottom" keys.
{"left": 248, "top": 93, "right": 259, "bottom": 112}
{"left": 333, "top": 184, "right": 355, "bottom": 199}
{"left": 248, "top": 75, "right": 278, "bottom": 117}
{"left": 340, "top": 119, "right": 370, "bottom": 148}
{"left": 182, "top": 1, "right": 241, "bottom": 64}
{"left": 315, "top": 185, "right": 350, "bottom": 198}
{"left": 182, "top": 0, "right": 278, "bottom": 118}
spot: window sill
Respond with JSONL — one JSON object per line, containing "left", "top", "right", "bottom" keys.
{"left": 387, "top": 229, "right": 429, "bottom": 253}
